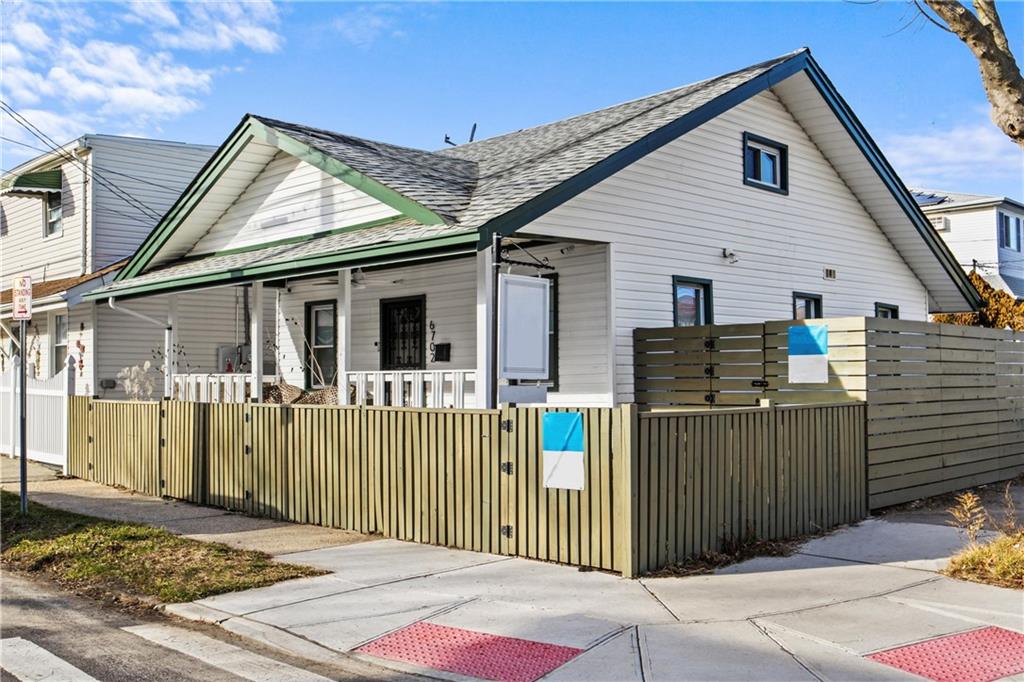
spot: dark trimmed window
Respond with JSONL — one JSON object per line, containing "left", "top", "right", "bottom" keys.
{"left": 305, "top": 300, "right": 336, "bottom": 389}
{"left": 743, "top": 132, "right": 788, "bottom": 194}
{"left": 45, "top": 190, "right": 62, "bottom": 236}
{"left": 673, "top": 276, "right": 714, "bottom": 326}
{"left": 998, "top": 212, "right": 1012, "bottom": 249}
{"left": 793, "top": 292, "right": 822, "bottom": 320}
{"left": 875, "top": 303, "right": 899, "bottom": 319}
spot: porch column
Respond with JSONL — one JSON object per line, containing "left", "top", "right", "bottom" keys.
{"left": 475, "top": 246, "right": 495, "bottom": 408}
{"left": 336, "top": 268, "right": 351, "bottom": 405}
{"left": 164, "top": 295, "right": 177, "bottom": 399}
{"left": 250, "top": 281, "right": 264, "bottom": 402}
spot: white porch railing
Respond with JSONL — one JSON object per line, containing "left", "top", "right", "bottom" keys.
{"left": 0, "top": 356, "right": 75, "bottom": 472}
{"left": 172, "top": 373, "right": 253, "bottom": 403}
{"left": 344, "top": 370, "right": 476, "bottom": 408}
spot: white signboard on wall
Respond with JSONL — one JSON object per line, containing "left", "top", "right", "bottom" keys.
{"left": 12, "top": 276, "right": 32, "bottom": 320}
{"left": 498, "top": 274, "right": 550, "bottom": 380}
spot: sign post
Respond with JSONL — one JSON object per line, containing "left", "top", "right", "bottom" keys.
{"left": 12, "top": 276, "right": 31, "bottom": 514}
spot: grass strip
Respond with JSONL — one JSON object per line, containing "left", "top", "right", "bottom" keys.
{"left": 944, "top": 531, "right": 1024, "bottom": 590}
{"left": 1, "top": 491, "right": 324, "bottom": 604}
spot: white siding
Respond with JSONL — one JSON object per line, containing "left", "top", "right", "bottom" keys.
{"left": 68, "top": 302, "right": 95, "bottom": 395}
{"left": 522, "top": 88, "right": 932, "bottom": 402}
{"left": 94, "top": 289, "right": 246, "bottom": 399}
{"left": 996, "top": 205, "right": 1024, "bottom": 283}
{"left": 0, "top": 157, "right": 87, "bottom": 281}
{"left": 276, "top": 243, "right": 611, "bottom": 404}
{"left": 931, "top": 207, "right": 1000, "bottom": 272}
{"left": 187, "top": 152, "right": 400, "bottom": 257}
{"left": 89, "top": 136, "right": 215, "bottom": 269}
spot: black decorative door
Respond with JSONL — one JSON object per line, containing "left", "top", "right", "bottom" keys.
{"left": 380, "top": 296, "right": 426, "bottom": 370}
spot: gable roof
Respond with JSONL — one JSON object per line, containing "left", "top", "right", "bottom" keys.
{"left": 94, "top": 48, "right": 980, "bottom": 311}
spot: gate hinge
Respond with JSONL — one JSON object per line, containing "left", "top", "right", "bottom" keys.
{"left": 500, "top": 525, "right": 514, "bottom": 538}
{"left": 704, "top": 365, "right": 714, "bottom": 376}
{"left": 500, "top": 419, "right": 514, "bottom": 432}
{"left": 160, "top": 437, "right": 166, "bottom": 448}
{"left": 499, "top": 462, "right": 514, "bottom": 475}
{"left": 160, "top": 409, "right": 166, "bottom": 418}
{"left": 245, "top": 412, "right": 251, "bottom": 423}
{"left": 704, "top": 393, "right": 716, "bottom": 404}
{"left": 87, "top": 435, "right": 93, "bottom": 444}
{"left": 244, "top": 490, "right": 252, "bottom": 500}
{"left": 703, "top": 339, "right": 716, "bottom": 349}
{"left": 160, "top": 479, "right": 165, "bottom": 489}
{"left": 244, "top": 445, "right": 252, "bottom": 455}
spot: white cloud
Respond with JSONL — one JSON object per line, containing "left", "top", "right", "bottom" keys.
{"left": 153, "top": 1, "right": 282, "bottom": 53}
{"left": 1, "top": 1, "right": 280, "bottom": 166}
{"left": 883, "top": 110, "right": 1024, "bottom": 195}
{"left": 10, "top": 22, "right": 49, "bottom": 52}
{"left": 332, "top": 4, "right": 407, "bottom": 48}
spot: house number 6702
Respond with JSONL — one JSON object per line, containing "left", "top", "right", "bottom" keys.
{"left": 429, "top": 320, "right": 437, "bottom": 362}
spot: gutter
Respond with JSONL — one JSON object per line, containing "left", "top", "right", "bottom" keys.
{"left": 76, "top": 141, "right": 90, "bottom": 275}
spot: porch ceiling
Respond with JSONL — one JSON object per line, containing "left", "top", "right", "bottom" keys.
{"left": 84, "top": 220, "right": 478, "bottom": 301}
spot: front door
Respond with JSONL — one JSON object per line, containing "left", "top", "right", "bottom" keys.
{"left": 380, "top": 296, "right": 426, "bottom": 370}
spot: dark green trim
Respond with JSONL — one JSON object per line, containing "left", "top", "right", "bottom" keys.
{"left": 118, "top": 115, "right": 447, "bottom": 282}
{"left": 248, "top": 118, "right": 445, "bottom": 226}
{"left": 874, "top": 302, "right": 899, "bottom": 319}
{"left": 304, "top": 299, "right": 337, "bottom": 390}
{"left": 195, "top": 215, "right": 406, "bottom": 260}
{"left": 792, "top": 291, "right": 823, "bottom": 320}
{"left": 379, "top": 295, "right": 427, "bottom": 371}
{"left": 742, "top": 131, "right": 788, "bottom": 195}
{"left": 11, "top": 169, "right": 62, "bottom": 191}
{"left": 85, "top": 232, "right": 478, "bottom": 301}
{"left": 672, "top": 275, "right": 714, "bottom": 326}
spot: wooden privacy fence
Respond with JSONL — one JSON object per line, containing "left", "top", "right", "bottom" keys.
{"left": 634, "top": 317, "right": 1024, "bottom": 508}
{"left": 68, "top": 398, "right": 867, "bottom": 576}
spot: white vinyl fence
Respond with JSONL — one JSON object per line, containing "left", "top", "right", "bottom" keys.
{"left": 0, "top": 355, "right": 74, "bottom": 472}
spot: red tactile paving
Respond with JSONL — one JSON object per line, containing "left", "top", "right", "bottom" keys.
{"left": 356, "top": 621, "right": 584, "bottom": 682}
{"left": 867, "top": 627, "right": 1024, "bottom": 682}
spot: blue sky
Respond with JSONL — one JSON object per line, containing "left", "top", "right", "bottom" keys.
{"left": 2, "top": 1, "right": 1022, "bottom": 197}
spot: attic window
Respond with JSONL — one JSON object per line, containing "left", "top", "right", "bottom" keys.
{"left": 743, "top": 133, "right": 788, "bottom": 195}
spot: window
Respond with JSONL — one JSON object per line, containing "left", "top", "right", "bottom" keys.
{"left": 743, "top": 132, "right": 788, "bottom": 194}
{"left": 1016, "top": 217, "right": 1023, "bottom": 253}
{"left": 793, "top": 292, "right": 823, "bottom": 320}
{"left": 45, "top": 191, "right": 62, "bottom": 236}
{"left": 874, "top": 303, "right": 899, "bottom": 319}
{"left": 305, "top": 301, "right": 336, "bottom": 389}
{"left": 673, "top": 276, "right": 714, "bottom": 326}
{"left": 51, "top": 313, "right": 68, "bottom": 375}
{"left": 521, "top": 274, "right": 560, "bottom": 391}
{"left": 998, "top": 212, "right": 1012, "bottom": 248}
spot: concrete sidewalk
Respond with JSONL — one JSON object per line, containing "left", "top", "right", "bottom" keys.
{"left": 171, "top": 521, "right": 1022, "bottom": 681}
{"left": 0, "top": 457, "right": 368, "bottom": 555}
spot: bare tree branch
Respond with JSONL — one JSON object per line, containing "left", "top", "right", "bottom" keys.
{"left": 922, "top": 0, "right": 1024, "bottom": 145}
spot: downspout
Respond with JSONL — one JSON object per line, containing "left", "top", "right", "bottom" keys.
{"left": 76, "top": 141, "right": 90, "bottom": 276}
{"left": 108, "top": 298, "right": 173, "bottom": 398}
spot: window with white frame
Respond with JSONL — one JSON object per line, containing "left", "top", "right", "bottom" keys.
{"left": 743, "top": 132, "right": 788, "bottom": 194}
{"left": 52, "top": 313, "right": 68, "bottom": 375}
{"left": 305, "top": 301, "right": 336, "bottom": 389}
{"left": 45, "top": 189, "right": 63, "bottom": 236}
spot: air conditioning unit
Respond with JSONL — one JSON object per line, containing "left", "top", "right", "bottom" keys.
{"left": 823, "top": 267, "right": 838, "bottom": 281}
{"left": 929, "top": 215, "right": 951, "bottom": 232}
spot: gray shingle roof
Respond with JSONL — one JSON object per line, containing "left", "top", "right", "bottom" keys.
{"left": 260, "top": 50, "right": 804, "bottom": 231}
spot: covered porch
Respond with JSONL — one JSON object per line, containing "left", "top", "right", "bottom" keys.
{"left": 131, "top": 238, "right": 612, "bottom": 408}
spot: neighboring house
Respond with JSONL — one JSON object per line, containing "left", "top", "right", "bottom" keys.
{"left": 912, "top": 189, "right": 1024, "bottom": 298}
{"left": 87, "top": 49, "right": 979, "bottom": 407}
{"left": 0, "top": 135, "right": 272, "bottom": 398}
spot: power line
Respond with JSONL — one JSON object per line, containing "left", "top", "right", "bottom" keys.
{"left": 0, "top": 102, "right": 164, "bottom": 221}
{"left": 0, "top": 135, "right": 49, "bottom": 154}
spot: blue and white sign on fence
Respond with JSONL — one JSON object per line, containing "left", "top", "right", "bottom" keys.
{"left": 788, "top": 324, "right": 829, "bottom": 384}
{"left": 542, "top": 412, "right": 585, "bottom": 490}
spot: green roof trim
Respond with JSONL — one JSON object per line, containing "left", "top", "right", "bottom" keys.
{"left": 117, "top": 115, "right": 448, "bottom": 283}
{"left": 86, "top": 231, "right": 478, "bottom": 302}
{"left": 9, "top": 169, "right": 62, "bottom": 191}
{"left": 249, "top": 118, "right": 446, "bottom": 227}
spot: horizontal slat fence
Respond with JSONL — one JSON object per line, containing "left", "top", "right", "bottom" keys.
{"left": 634, "top": 317, "right": 1024, "bottom": 508}
{"left": 68, "top": 399, "right": 868, "bottom": 575}
{"left": 633, "top": 403, "right": 866, "bottom": 574}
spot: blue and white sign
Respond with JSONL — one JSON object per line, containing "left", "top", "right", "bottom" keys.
{"left": 788, "top": 324, "right": 829, "bottom": 384}
{"left": 542, "top": 412, "right": 585, "bottom": 490}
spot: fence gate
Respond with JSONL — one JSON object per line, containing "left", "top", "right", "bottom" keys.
{"left": 0, "top": 356, "right": 75, "bottom": 471}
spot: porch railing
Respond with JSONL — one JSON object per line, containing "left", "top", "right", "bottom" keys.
{"left": 172, "top": 373, "right": 253, "bottom": 403}
{"left": 343, "top": 369, "right": 476, "bottom": 408}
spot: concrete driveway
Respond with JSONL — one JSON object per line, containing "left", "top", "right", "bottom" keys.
{"left": 173, "top": 517, "right": 1024, "bottom": 682}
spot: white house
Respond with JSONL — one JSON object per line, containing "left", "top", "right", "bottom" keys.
{"left": 86, "top": 49, "right": 979, "bottom": 407}
{"left": 913, "top": 189, "right": 1024, "bottom": 298}
{"left": 0, "top": 135, "right": 272, "bottom": 398}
